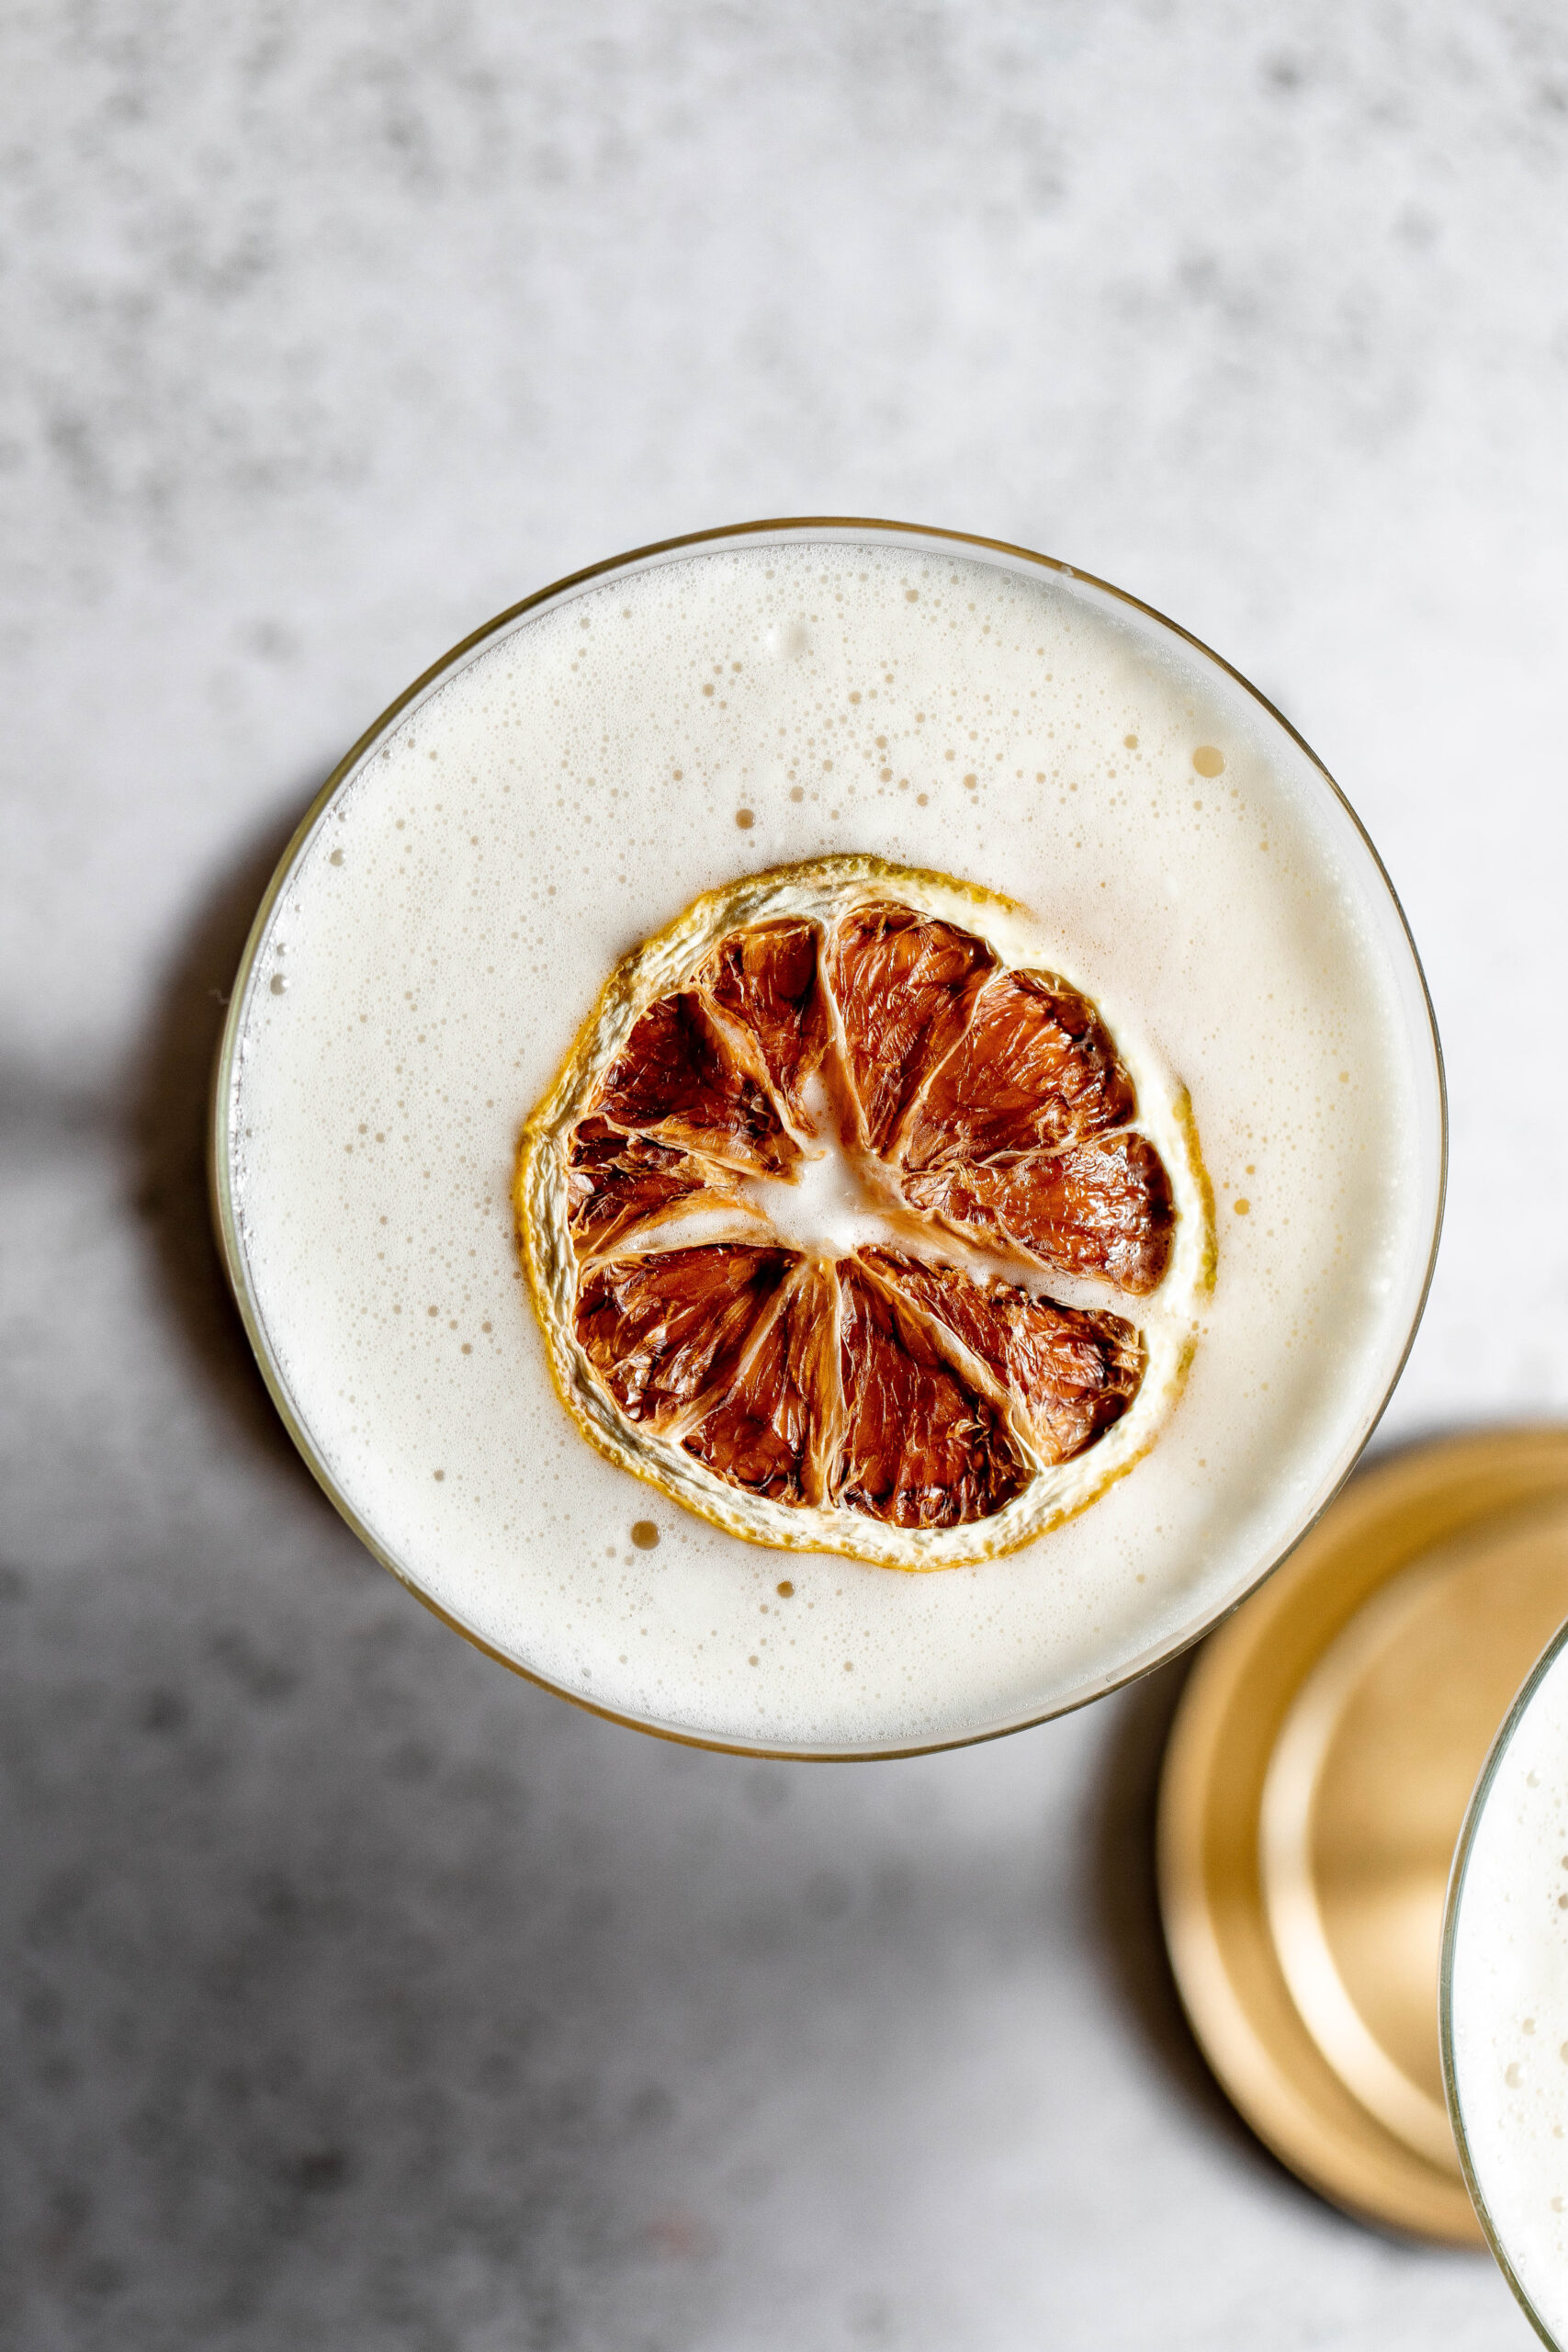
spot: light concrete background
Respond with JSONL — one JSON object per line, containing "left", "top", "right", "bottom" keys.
{"left": 4, "top": 4, "right": 1566, "bottom": 2344}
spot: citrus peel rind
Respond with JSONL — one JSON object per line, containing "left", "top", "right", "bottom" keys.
{"left": 515, "top": 856, "right": 1213, "bottom": 1570}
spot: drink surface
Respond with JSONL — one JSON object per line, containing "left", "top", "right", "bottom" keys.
{"left": 224, "top": 531, "right": 1438, "bottom": 1752}
{"left": 1449, "top": 1632, "right": 1568, "bottom": 2342}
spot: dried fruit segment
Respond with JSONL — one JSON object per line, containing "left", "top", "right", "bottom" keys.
{"left": 576, "top": 1246, "right": 795, "bottom": 1426}
{"left": 859, "top": 1249, "right": 1144, "bottom": 1464}
{"left": 600, "top": 992, "right": 796, "bottom": 1173}
{"left": 684, "top": 1261, "right": 842, "bottom": 1504}
{"left": 902, "top": 969, "right": 1135, "bottom": 1169}
{"left": 567, "top": 1117, "right": 725, "bottom": 1257}
{"left": 829, "top": 902, "right": 996, "bottom": 1153}
{"left": 697, "top": 919, "right": 828, "bottom": 1131}
{"left": 834, "top": 1260, "right": 1029, "bottom": 1528}
{"left": 908, "top": 1132, "right": 1175, "bottom": 1295}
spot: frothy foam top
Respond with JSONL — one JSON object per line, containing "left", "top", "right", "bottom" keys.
{"left": 223, "top": 533, "right": 1440, "bottom": 1753}
{"left": 1449, "top": 1624, "right": 1568, "bottom": 2334}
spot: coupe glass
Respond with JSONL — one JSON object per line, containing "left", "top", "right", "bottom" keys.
{"left": 212, "top": 519, "right": 1445, "bottom": 1758}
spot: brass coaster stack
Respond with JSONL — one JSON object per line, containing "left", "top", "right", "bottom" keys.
{"left": 1158, "top": 1429, "right": 1568, "bottom": 2242}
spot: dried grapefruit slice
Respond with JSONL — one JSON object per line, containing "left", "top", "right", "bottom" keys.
{"left": 516, "top": 857, "right": 1213, "bottom": 1569}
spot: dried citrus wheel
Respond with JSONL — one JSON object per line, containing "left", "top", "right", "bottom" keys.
{"left": 516, "top": 857, "right": 1213, "bottom": 1569}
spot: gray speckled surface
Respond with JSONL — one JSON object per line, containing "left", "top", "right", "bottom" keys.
{"left": 4, "top": 4, "right": 1565, "bottom": 2343}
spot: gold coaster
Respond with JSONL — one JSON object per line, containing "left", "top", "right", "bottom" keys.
{"left": 1157, "top": 1428, "right": 1568, "bottom": 2242}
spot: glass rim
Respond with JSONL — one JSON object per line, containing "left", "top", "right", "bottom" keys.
{"left": 209, "top": 513, "right": 1449, "bottom": 1761}
{"left": 1441, "top": 1610, "right": 1568, "bottom": 2345}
